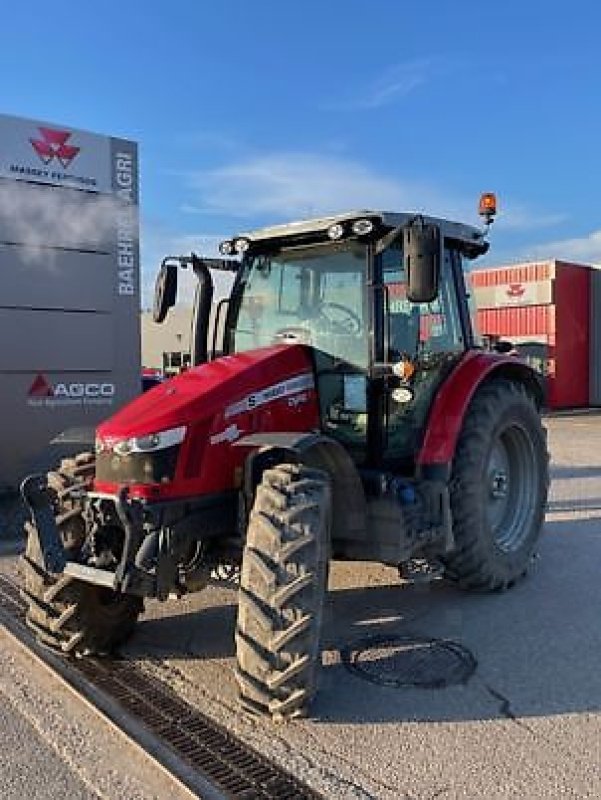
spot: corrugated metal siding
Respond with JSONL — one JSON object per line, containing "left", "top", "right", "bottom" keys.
{"left": 471, "top": 261, "right": 554, "bottom": 287}
{"left": 477, "top": 305, "right": 555, "bottom": 337}
{"left": 591, "top": 269, "right": 601, "bottom": 406}
{"left": 477, "top": 306, "right": 553, "bottom": 405}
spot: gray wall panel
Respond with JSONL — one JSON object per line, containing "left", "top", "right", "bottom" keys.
{"left": 0, "top": 245, "right": 114, "bottom": 311}
{"left": 0, "top": 370, "right": 131, "bottom": 490}
{"left": 0, "top": 179, "right": 116, "bottom": 251}
{"left": 0, "top": 309, "right": 113, "bottom": 371}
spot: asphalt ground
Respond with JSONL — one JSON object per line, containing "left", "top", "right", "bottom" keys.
{"left": 1, "top": 414, "right": 600, "bottom": 798}
{"left": 0, "top": 626, "right": 200, "bottom": 800}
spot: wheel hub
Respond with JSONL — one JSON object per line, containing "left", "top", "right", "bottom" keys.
{"left": 485, "top": 423, "right": 539, "bottom": 553}
{"left": 490, "top": 469, "right": 509, "bottom": 499}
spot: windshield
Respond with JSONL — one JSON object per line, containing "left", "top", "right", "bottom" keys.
{"left": 229, "top": 242, "right": 369, "bottom": 369}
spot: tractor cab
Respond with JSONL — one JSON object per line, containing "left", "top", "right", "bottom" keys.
{"left": 155, "top": 209, "right": 490, "bottom": 471}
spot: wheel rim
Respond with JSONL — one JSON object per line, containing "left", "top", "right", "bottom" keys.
{"left": 485, "top": 423, "right": 539, "bottom": 553}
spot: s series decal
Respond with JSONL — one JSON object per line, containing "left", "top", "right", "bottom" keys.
{"left": 224, "top": 373, "right": 314, "bottom": 419}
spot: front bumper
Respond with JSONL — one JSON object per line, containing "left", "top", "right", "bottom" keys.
{"left": 22, "top": 476, "right": 237, "bottom": 600}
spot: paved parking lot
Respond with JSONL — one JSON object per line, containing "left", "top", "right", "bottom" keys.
{"left": 1, "top": 414, "right": 599, "bottom": 798}
{"left": 123, "top": 414, "right": 601, "bottom": 799}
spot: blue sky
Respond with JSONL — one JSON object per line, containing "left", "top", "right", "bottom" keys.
{"left": 2, "top": 1, "right": 600, "bottom": 302}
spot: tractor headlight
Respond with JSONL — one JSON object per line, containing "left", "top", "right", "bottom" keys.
{"left": 114, "top": 426, "right": 187, "bottom": 456}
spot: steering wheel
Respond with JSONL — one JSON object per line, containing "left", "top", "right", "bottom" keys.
{"left": 317, "top": 302, "right": 362, "bottom": 334}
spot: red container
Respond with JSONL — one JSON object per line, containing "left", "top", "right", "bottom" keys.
{"left": 471, "top": 260, "right": 592, "bottom": 409}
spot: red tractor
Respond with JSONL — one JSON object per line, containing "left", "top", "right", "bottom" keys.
{"left": 21, "top": 200, "right": 548, "bottom": 720}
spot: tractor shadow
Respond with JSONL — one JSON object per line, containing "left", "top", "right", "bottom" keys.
{"left": 122, "top": 595, "right": 238, "bottom": 661}
{"left": 313, "top": 515, "right": 601, "bottom": 724}
{"left": 550, "top": 465, "right": 601, "bottom": 480}
{"left": 119, "top": 515, "right": 601, "bottom": 725}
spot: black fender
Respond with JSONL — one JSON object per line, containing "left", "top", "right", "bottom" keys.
{"left": 235, "top": 432, "right": 367, "bottom": 544}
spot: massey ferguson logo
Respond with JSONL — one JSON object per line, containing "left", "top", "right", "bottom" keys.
{"left": 506, "top": 283, "right": 526, "bottom": 298}
{"left": 29, "top": 127, "right": 80, "bottom": 168}
{"left": 27, "top": 374, "right": 115, "bottom": 408}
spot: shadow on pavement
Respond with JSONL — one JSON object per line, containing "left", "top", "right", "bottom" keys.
{"left": 119, "top": 515, "right": 601, "bottom": 725}
{"left": 124, "top": 599, "right": 238, "bottom": 661}
{"left": 550, "top": 465, "right": 601, "bottom": 480}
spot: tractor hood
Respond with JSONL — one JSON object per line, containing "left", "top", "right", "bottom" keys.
{"left": 95, "top": 344, "right": 320, "bottom": 499}
{"left": 97, "top": 344, "right": 315, "bottom": 443}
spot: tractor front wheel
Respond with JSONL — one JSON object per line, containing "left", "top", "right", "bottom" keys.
{"left": 445, "top": 380, "right": 548, "bottom": 591}
{"left": 235, "top": 464, "right": 331, "bottom": 721}
{"left": 21, "top": 454, "right": 142, "bottom": 655}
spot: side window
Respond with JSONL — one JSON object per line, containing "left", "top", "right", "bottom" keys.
{"left": 420, "top": 251, "right": 464, "bottom": 354}
{"left": 382, "top": 245, "right": 466, "bottom": 463}
{"left": 278, "top": 263, "right": 303, "bottom": 314}
{"left": 382, "top": 246, "right": 464, "bottom": 359}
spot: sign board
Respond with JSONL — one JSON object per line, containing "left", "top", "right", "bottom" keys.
{"left": 0, "top": 113, "right": 140, "bottom": 490}
{"left": 473, "top": 280, "right": 553, "bottom": 309}
{"left": 0, "top": 113, "right": 112, "bottom": 193}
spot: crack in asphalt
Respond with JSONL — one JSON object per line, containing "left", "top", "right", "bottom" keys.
{"left": 296, "top": 722, "right": 416, "bottom": 799}
{"left": 482, "top": 683, "right": 537, "bottom": 736}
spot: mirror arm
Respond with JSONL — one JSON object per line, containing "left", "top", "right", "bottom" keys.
{"left": 375, "top": 214, "right": 424, "bottom": 255}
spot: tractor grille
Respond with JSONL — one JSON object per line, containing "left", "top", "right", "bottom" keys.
{"left": 96, "top": 445, "right": 179, "bottom": 485}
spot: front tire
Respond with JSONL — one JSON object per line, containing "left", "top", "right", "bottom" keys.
{"left": 444, "top": 380, "right": 549, "bottom": 591}
{"left": 235, "top": 464, "right": 331, "bottom": 721}
{"left": 21, "top": 454, "right": 142, "bottom": 655}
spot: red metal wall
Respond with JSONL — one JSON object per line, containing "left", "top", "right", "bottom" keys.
{"left": 471, "top": 262, "right": 554, "bottom": 287}
{"left": 553, "top": 263, "right": 590, "bottom": 408}
{"left": 472, "top": 260, "right": 591, "bottom": 409}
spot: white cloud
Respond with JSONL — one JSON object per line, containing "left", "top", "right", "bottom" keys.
{"left": 183, "top": 151, "right": 565, "bottom": 240}
{"left": 186, "top": 152, "right": 473, "bottom": 221}
{"left": 327, "top": 59, "right": 435, "bottom": 110}
{"left": 498, "top": 207, "right": 569, "bottom": 231}
{"left": 518, "top": 229, "right": 601, "bottom": 264}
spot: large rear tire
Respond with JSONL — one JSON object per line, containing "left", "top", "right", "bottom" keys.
{"left": 444, "top": 380, "right": 548, "bottom": 591}
{"left": 235, "top": 464, "right": 331, "bottom": 721}
{"left": 21, "top": 454, "right": 142, "bottom": 655}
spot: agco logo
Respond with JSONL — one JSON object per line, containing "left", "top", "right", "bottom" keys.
{"left": 29, "top": 127, "right": 80, "bottom": 169}
{"left": 27, "top": 374, "right": 115, "bottom": 407}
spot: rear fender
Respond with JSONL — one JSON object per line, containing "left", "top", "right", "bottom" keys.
{"left": 417, "top": 352, "right": 544, "bottom": 469}
{"left": 236, "top": 432, "right": 367, "bottom": 543}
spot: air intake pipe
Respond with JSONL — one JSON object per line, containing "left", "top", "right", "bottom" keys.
{"left": 190, "top": 254, "right": 214, "bottom": 366}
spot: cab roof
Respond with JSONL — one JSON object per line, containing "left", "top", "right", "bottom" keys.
{"left": 239, "top": 210, "right": 487, "bottom": 256}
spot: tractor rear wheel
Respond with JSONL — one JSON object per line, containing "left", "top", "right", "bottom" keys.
{"left": 235, "top": 464, "right": 331, "bottom": 721}
{"left": 21, "top": 454, "right": 143, "bottom": 655}
{"left": 444, "top": 380, "right": 548, "bottom": 591}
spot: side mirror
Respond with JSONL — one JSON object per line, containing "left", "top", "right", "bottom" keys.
{"left": 403, "top": 221, "right": 441, "bottom": 304}
{"left": 153, "top": 262, "right": 178, "bottom": 323}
